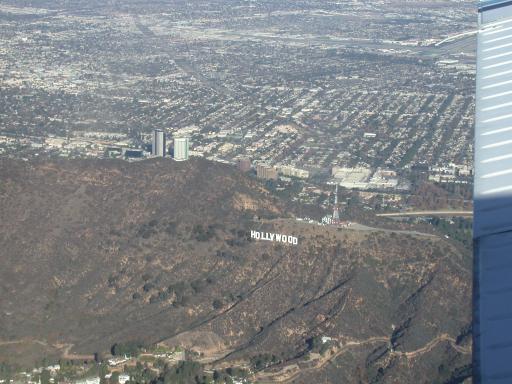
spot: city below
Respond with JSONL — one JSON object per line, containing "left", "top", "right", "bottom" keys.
{"left": 0, "top": 1, "right": 476, "bottom": 384}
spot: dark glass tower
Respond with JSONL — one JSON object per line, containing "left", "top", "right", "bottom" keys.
{"left": 474, "top": 1, "right": 512, "bottom": 382}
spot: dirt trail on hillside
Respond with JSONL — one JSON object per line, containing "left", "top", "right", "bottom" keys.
{"left": 255, "top": 334, "right": 470, "bottom": 383}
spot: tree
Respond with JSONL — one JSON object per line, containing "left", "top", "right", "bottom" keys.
{"left": 212, "top": 299, "right": 223, "bottom": 310}
{"left": 306, "top": 336, "right": 323, "bottom": 352}
{"left": 111, "top": 342, "right": 143, "bottom": 357}
{"left": 110, "top": 372, "right": 120, "bottom": 384}
{"left": 94, "top": 352, "right": 104, "bottom": 363}
{"left": 40, "top": 369, "right": 51, "bottom": 384}
{"left": 0, "top": 364, "right": 12, "bottom": 384}
{"left": 99, "top": 363, "right": 109, "bottom": 384}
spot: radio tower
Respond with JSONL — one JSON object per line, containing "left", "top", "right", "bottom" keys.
{"left": 332, "top": 184, "right": 340, "bottom": 224}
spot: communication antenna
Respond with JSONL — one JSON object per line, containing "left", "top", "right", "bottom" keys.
{"left": 333, "top": 184, "right": 340, "bottom": 223}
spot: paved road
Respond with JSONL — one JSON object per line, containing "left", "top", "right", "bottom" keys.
{"left": 376, "top": 210, "right": 473, "bottom": 218}
{"left": 260, "top": 218, "right": 438, "bottom": 238}
{"left": 348, "top": 223, "right": 437, "bottom": 238}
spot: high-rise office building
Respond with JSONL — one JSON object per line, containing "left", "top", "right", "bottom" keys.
{"left": 237, "top": 157, "right": 252, "bottom": 172}
{"left": 152, "top": 129, "right": 166, "bottom": 157}
{"left": 474, "top": 1, "right": 512, "bottom": 382}
{"left": 174, "top": 137, "right": 189, "bottom": 161}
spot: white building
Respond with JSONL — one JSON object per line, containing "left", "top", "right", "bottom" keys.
{"left": 278, "top": 165, "right": 310, "bottom": 179}
{"left": 46, "top": 365, "right": 60, "bottom": 373}
{"left": 174, "top": 137, "right": 189, "bottom": 161}
{"left": 332, "top": 167, "right": 373, "bottom": 189}
{"left": 108, "top": 356, "right": 130, "bottom": 367}
{"left": 75, "top": 377, "right": 100, "bottom": 384}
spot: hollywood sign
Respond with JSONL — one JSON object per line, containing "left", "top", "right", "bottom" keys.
{"left": 250, "top": 230, "right": 298, "bottom": 245}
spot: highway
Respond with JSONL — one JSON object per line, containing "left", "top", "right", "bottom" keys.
{"left": 435, "top": 30, "right": 478, "bottom": 47}
{"left": 376, "top": 210, "right": 473, "bottom": 218}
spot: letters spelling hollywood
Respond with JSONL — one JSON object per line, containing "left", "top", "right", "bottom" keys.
{"left": 250, "top": 230, "right": 298, "bottom": 245}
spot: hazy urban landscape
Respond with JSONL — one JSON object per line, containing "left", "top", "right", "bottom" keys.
{"left": 0, "top": 1, "right": 475, "bottom": 181}
{"left": 0, "top": 1, "right": 476, "bottom": 383}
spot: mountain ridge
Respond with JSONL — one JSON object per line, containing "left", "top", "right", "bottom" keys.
{"left": 0, "top": 158, "right": 471, "bottom": 383}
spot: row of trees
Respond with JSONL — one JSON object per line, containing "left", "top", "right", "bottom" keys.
{"left": 111, "top": 342, "right": 145, "bottom": 357}
{"left": 153, "top": 362, "right": 249, "bottom": 384}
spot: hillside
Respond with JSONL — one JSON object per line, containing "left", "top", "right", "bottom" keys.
{"left": 0, "top": 158, "right": 472, "bottom": 383}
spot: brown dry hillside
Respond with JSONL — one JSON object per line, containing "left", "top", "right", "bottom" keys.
{"left": 0, "top": 158, "right": 471, "bottom": 383}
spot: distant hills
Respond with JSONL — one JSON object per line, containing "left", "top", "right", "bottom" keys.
{"left": 0, "top": 158, "right": 471, "bottom": 383}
